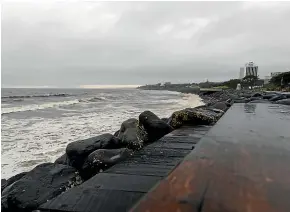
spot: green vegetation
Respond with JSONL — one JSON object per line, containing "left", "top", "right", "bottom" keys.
{"left": 198, "top": 79, "right": 241, "bottom": 89}
{"left": 268, "top": 71, "right": 290, "bottom": 91}
{"left": 221, "top": 79, "right": 241, "bottom": 89}
{"left": 241, "top": 75, "right": 258, "bottom": 89}
{"left": 270, "top": 71, "right": 290, "bottom": 86}
{"left": 139, "top": 72, "right": 290, "bottom": 92}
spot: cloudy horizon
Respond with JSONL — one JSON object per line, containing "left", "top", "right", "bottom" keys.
{"left": 2, "top": 1, "right": 290, "bottom": 87}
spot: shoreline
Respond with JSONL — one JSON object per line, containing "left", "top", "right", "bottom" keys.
{"left": 1, "top": 90, "right": 203, "bottom": 179}
{"left": 2, "top": 89, "right": 290, "bottom": 211}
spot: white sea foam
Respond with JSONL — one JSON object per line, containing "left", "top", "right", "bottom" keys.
{"left": 1, "top": 100, "right": 79, "bottom": 115}
{"left": 1, "top": 90, "right": 204, "bottom": 178}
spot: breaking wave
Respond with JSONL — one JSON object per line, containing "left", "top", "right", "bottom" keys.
{"left": 1, "top": 100, "right": 79, "bottom": 115}
{"left": 78, "top": 96, "right": 107, "bottom": 103}
{"left": 1, "top": 93, "right": 72, "bottom": 99}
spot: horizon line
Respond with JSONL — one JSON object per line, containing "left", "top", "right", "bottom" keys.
{"left": 1, "top": 84, "right": 141, "bottom": 89}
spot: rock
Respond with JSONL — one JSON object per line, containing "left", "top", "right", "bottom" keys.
{"left": 1, "top": 179, "right": 7, "bottom": 193}
{"left": 228, "top": 94, "right": 240, "bottom": 100}
{"left": 226, "top": 98, "right": 233, "bottom": 106}
{"left": 120, "top": 118, "right": 138, "bottom": 132}
{"left": 262, "top": 94, "right": 276, "bottom": 99}
{"left": 249, "top": 97, "right": 262, "bottom": 101}
{"left": 121, "top": 127, "right": 142, "bottom": 150}
{"left": 113, "top": 130, "right": 120, "bottom": 137}
{"left": 161, "top": 118, "right": 169, "bottom": 123}
{"left": 276, "top": 99, "right": 290, "bottom": 105}
{"left": 137, "top": 111, "right": 173, "bottom": 143}
{"left": 117, "top": 118, "right": 138, "bottom": 139}
{"left": 66, "top": 133, "right": 121, "bottom": 169}
{"left": 241, "top": 93, "right": 252, "bottom": 98}
{"left": 211, "top": 102, "right": 228, "bottom": 112}
{"left": 269, "top": 95, "right": 287, "bottom": 102}
{"left": 2, "top": 172, "right": 28, "bottom": 193}
{"left": 251, "top": 93, "right": 263, "bottom": 98}
{"left": 169, "top": 107, "right": 220, "bottom": 129}
{"left": 55, "top": 154, "right": 71, "bottom": 166}
{"left": 1, "top": 163, "right": 82, "bottom": 212}
{"left": 248, "top": 99, "right": 270, "bottom": 103}
{"left": 233, "top": 99, "right": 247, "bottom": 103}
{"left": 116, "top": 118, "right": 142, "bottom": 150}
{"left": 207, "top": 108, "right": 225, "bottom": 114}
{"left": 81, "top": 148, "right": 133, "bottom": 180}
{"left": 194, "top": 105, "right": 207, "bottom": 109}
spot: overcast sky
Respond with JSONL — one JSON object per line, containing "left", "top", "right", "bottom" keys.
{"left": 2, "top": 1, "right": 290, "bottom": 87}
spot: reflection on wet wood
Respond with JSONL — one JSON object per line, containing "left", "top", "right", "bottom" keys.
{"left": 131, "top": 103, "right": 290, "bottom": 212}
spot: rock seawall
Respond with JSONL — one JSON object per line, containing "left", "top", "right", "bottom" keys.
{"left": 2, "top": 89, "right": 289, "bottom": 212}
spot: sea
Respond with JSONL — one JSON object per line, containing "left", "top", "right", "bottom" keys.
{"left": 1, "top": 88, "right": 204, "bottom": 178}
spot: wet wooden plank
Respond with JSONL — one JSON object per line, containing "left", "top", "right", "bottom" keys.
{"left": 133, "top": 147, "right": 190, "bottom": 157}
{"left": 105, "top": 163, "right": 173, "bottom": 177}
{"left": 40, "top": 173, "right": 160, "bottom": 212}
{"left": 41, "top": 190, "right": 144, "bottom": 212}
{"left": 40, "top": 125, "right": 211, "bottom": 212}
{"left": 121, "top": 155, "right": 184, "bottom": 166}
{"left": 158, "top": 135, "right": 201, "bottom": 144}
{"left": 88, "top": 173, "right": 162, "bottom": 192}
{"left": 131, "top": 104, "right": 290, "bottom": 212}
{"left": 149, "top": 142, "right": 194, "bottom": 150}
{"left": 169, "top": 127, "right": 211, "bottom": 137}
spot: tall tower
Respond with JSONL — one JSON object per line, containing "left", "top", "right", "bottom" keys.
{"left": 239, "top": 67, "right": 245, "bottom": 79}
{"left": 245, "top": 61, "right": 258, "bottom": 77}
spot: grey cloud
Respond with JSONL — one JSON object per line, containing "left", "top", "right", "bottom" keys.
{"left": 2, "top": 1, "right": 290, "bottom": 87}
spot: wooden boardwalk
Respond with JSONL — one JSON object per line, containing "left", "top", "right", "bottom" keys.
{"left": 131, "top": 103, "right": 290, "bottom": 212}
{"left": 39, "top": 125, "right": 212, "bottom": 212}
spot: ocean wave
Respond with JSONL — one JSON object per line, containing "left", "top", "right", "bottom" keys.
{"left": 1, "top": 100, "right": 79, "bottom": 115}
{"left": 1, "top": 93, "right": 72, "bottom": 99}
{"left": 78, "top": 96, "right": 107, "bottom": 103}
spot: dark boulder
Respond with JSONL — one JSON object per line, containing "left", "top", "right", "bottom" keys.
{"left": 262, "top": 94, "right": 277, "bottom": 99}
{"left": 248, "top": 99, "right": 271, "bottom": 103}
{"left": 120, "top": 118, "right": 138, "bottom": 132}
{"left": 241, "top": 93, "right": 252, "bottom": 98}
{"left": 1, "top": 163, "right": 82, "bottom": 212}
{"left": 249, "top": 97, "right": 262, "bottom": 101}
{"left": 194, "top": 105, "right": 207, "bottom": 109}
{"left": 66, "top": 133, "right": 121, "bottom": 169}
{"left": 207, "top": 108, "right": 225, "bottom": 114}
{"left": 168, "top": 107, "right": 220, "bottom": 129}
{"left": 1, "top": 172, "right": 28, "bottom": 193}
{"left": 251, "top": 93, "right": 263, "bottom": 98}
{"left": 54, "top": 153, "right": 71, "bottom": 166}
{"left": 121, "top": 127, "right": 143, "bottom": 150}
{"left": 113, "top": 130, "right": 120, "bottom": 137}
{"left": 276, "top": 99, "right": 290, "bottom": 105}
{"left": 116, "top": 118, "right": 142, "bottom": 150}
{"left": 226, "top": 98, "right": 233, "bottom": 106}
{"left": 269, "top": 95, "right": 287, "bottom": 102}
{"left": 137, "top": 111, "right": 173, "bottom": 143}
{"left": 117, "top": 118, "right": 138, "bottom": 139}
{"left": 1, "top": 179, "right": 7, "bottom": 193}
{"left": 81, "top": 148, "right": 133, "bottom": 180}
{"left": 161, "top": 117, "right": 169, "bottom": 123}
{"left": 211, "top": 102, "right": 228, "bottom": 112}
{"left": 233, "top": 99, "right": 247, "bottom": 103}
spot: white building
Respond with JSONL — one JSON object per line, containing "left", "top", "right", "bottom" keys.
{"left": 239, "top": 67, "right": 245, "bottom": 79}
{"left": 245, "top": 61, "right": 258, "bottom": 77}
{"left": 239, "top": 61, "right": 259, "bottom": 79}
{"left": 264, "top": 76, "right": 271, "bottom": 84}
